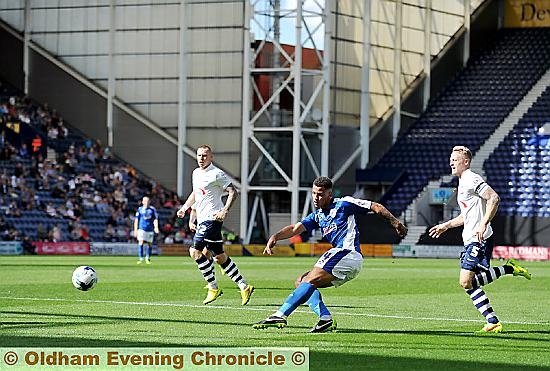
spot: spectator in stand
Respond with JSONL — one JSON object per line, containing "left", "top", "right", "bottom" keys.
{"left": 36, "top": 222, "right": 48, "bottom": 241}
{"left": 57, "top": 118, "right": 68, "bottom": 139}
{"left": 0, "top": 145, "right": 14, "bottom": 160}
{"left": 0, "top": 132, "right": 5, "bottom": 154}
{"left": 14, "top": 162, "right": 24, "bottom": 177}
{"left": 0, "top": 216, "right": 13, "bottom": 240}
{"left": 49, "top": 223, "right": 62, "bottom": 242}
{"left": 69, "top": 219, "right": 81, "bottom": 241}
{"left": 7, "top": 201, "right": 21, "bottom": 217}
{"left": 103, "top": 224, "right": 117, "bottom": 242}
{"left": 21, "top": 235, "right": 36, "bottom": 254}
{"left": 116, "top": 225, "right": 129, "bottom": 242}
{"left": 46, "top": 202, "right": 58, "bottom": 218}
{"left": 17, "top": 143, "right": 30, "bottom": 159}
{"left": 1, "top": 177, "right": 10, "bottom": 195}
{"left": 47, "top": 125, "right": 58, "bottom": 140}
{"left": 174, "top": 228, "right": 188, "bottom": 244}
{"left": 51, "top": 180, "right": 66, "bottom": 199}
{"left": 96, "top": 196, "right": 111, "bottom": 214}
{"left": 79, "top": 223, "right": 91, "bottom": 242}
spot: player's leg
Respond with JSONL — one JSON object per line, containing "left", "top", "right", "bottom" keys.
{"left": 194, "top": 221, "right": 223, "bottom": 304}
{"left": 305, "top": 249, "right": 361, "bottom": 332}
{"left": 295, "top": 271, "right": 333, "bottom": 330}
{"left": 470, "top": 238, "right": 530, "bottom": 287}
{"left": 206, "top": 221, "right": 253, "bottom": 304}
{"left": 254, "top": 248, "right": 361, "bottom": 331}
{"left": 503, "top": 258, "right": 531, "bottom": 279}
{"left": 214, "top": 249, "right": 254, "bottom": 305}
{"left": 253, "top": 267, "right": 331, "bottom": 329}
{"left": 144, "top": 232, "right": 153, "bottom": 264}
{"left": 460, "top": 242, "right": 502, "bottom": 333}
{"left": 136, "top": 230, "right": 145, "bottom": 264}
{"left": 145, "top": 243, "right": 152, "bottom": 264}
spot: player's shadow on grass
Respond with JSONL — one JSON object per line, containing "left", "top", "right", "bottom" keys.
{"left": 0, "top": 335, "right": 195, "bottom": 348}
{"left": 1, "top": 321, "right": 113, "bottom": 331}
{"left": 0, "top": 310, "right": 258, "bottom": 329}
{"left": 337, "top": 328, "right": 550, "bottom": 339}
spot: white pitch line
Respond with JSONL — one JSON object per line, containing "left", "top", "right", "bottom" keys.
{"left": 1, "top": 296, "right": 548, "bottom": 326}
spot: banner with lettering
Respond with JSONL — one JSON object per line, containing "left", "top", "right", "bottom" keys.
{"left": 504, "top": 0, "right": 550, "bottom": 27}
{"left": 35, "top": 242, "right": 90, "bottom": 255}
{"left": 493, "top": 245, "right": 549, "bottom": 261}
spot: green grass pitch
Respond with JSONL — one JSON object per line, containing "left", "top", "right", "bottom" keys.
{"left": 1, "top": 256, "right": 549, "bottom": 370}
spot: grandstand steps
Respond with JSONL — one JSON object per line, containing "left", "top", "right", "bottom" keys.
{"left": 471, "top": 66, "right": 550, "bottom": 178}
{"left": 401, "top": 64, "right": 550, "bottom": 227}
{"left": 399, "top": 226, "right": 426, "bottom": 246}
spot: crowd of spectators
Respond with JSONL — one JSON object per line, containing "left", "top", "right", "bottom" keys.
{"left": 1, "top": 81, "right": 198, "bottom": 244}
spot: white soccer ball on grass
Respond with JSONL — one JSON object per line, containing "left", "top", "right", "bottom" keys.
{"left": 72, "top": 266, "right": 98, "bottom": 291}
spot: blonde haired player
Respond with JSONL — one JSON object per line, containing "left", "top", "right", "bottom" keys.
{"left": 429, "top": 146, "right": 531, "bottom": 333}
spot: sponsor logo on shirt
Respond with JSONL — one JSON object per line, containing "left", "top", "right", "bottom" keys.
{"left": 322, "top": 222, "right": 337, "bottom": 236}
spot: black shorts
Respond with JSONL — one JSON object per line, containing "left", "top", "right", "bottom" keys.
{"left": 192, "top": 220, "right": 224, "bottom": 256}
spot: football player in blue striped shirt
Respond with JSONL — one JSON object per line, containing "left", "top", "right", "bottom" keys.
{"left": 253, "top": 176, "right": 407, "bottom": 332}
{"left": 134, "top": 196, "right": 159, "bottom": 264}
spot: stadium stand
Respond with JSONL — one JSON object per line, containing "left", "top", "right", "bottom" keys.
{"left": 0, "top": 80, "right": 191, "bottom": 243}
{"left": 358, "top": 28, "right": 550, "bottom": 218}
{"left": 485, "top": 86, "right": 550, "bottom": 218}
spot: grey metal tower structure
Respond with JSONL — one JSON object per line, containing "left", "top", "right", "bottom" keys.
{"left": 240, "top": 0, "right": 331, "bottom": 243}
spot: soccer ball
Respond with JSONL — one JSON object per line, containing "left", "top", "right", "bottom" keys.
{"left": 72, "top": 266, "right": 98, "bottom": 291}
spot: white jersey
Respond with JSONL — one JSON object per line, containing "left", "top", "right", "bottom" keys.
{"left": 192, "top": 164, "right": 232, "bottom": 224}
{"left": 457, "top": 168, "right": 493, "bottom": 244}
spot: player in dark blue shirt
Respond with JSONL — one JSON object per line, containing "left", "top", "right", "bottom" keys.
{"left": 253, "top": 176, "right": 407, "bottom": 332}
{"left": 134, "top": 196, "right": 159, "bottom": 264}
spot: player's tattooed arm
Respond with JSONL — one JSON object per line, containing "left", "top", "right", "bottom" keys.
{"left": 370, "top": 202, "right": 407, "bottom": 238}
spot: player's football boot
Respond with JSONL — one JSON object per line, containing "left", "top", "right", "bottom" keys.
{"left": 203, "top": 288, "right": 223, "bottom": 304}
{"left": 477, "top": 322, "right": 503, "bottom": 333}
{"left": 253, "top": 316, "right": 287, "bottom": 329}
{"left": 240, "top": 285, "right": 255, "bottom": 305}
{"left": 145, "top": 259, "right": 151, "bottom": 265}
{"left": 504, "top": 258, "right": 531, "bottom": 280}
{"left": 310, "top": 318, "right": 337, "bottom": 333}
{"left": 137, "top": 260, "right": 143, "bottom": 264}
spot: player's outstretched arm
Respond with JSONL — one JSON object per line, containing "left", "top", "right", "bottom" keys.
{"left": 177, "top": 192, "right": 196, "bottom": 218}
{"left": 370, "top": 202, "right": 408, "bottom": 238}
{"left": 428, "top": 214, "right": 464, "bottom": 239}
{"left": 264, "top": 223, "right": 306, "bottom": 255}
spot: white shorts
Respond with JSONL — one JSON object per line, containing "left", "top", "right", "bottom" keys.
{"left": 137, "top": 229, "right": 154, "bottom": 243}
{"left": 314, "top": 248, "right": 363, "bottom": 287}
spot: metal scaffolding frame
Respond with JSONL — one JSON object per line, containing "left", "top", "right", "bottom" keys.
{"left": 240, "top": 0, "right": 331, "bottom": 243}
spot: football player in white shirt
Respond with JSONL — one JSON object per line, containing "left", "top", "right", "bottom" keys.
{"left": 429, "top": 146, "right": 531, "bottom": 333}
{"left": 177, "top": 145, "right": 254, "bottom": 305}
